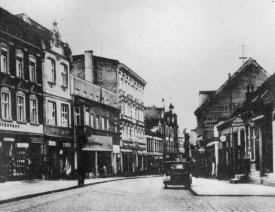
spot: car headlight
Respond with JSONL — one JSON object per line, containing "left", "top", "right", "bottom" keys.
{"left": 163, "top": 174, "right": 170, "bottom": 180}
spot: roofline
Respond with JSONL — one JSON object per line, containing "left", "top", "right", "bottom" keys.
{"left": 194, "top": 58, "right": 270, "bottom": 115}
{"left": 118, "top": 63, "right": 147, "bottom": 85}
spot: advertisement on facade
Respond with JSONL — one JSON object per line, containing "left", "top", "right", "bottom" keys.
{"left": 83, "top": 135, "right": 113, "bottom": 151}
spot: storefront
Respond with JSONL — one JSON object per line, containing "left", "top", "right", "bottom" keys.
{"left": 44, "top": 126, "right": 74, "bottom": 179}
{"left": 82, "top": 135, "right": 113, "bottom": 177}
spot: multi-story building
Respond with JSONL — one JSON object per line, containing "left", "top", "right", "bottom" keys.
{"left": 194, "top": 58, "right": 270, "bottom": 178}
{"left": 145, "top": 106, "right": 164, "bottom": 173}
{"left": 72, "top": 51, "right": 120, "bottom": 177}
{"left": 118, "top": 63, "right": 146, "bottom": 174}
{"left": 0, "top": 8, "right": 44, "bottom": 180}
{"left": 72, "top": 50, "right": 147, "bottom": 174}
{"left": 16, "top": 14, "right": 74, "bottom": 179}
{"left": 163, "top": 103, "right": 179, "bottom": 162}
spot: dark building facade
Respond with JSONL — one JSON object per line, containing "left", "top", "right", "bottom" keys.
{"left": 194, "top": 58, "right": 270, "bottom": 178}
{"left": 72, "top": 51, "right": 120, "bottom": 176}
{"left": 0, "top": 8, "right": 44, "bottom": 180}
{"left": 72, "top": 50, "right": 147, "bottom": 174}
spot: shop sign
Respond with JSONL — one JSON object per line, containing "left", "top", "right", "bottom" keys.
{"left": 84, "top": 136, "right": 113, "bottom": 151}
{"left": 63, "top": 142, "right": 71, "bottom": 148}
{"left": 17, "top": 143, "right": 29, "bottom": 148}
{"left": 44, "top": 126, "right": 72, "bottom": 137}
{"left": 48, "top": 140, "right": 56, "bottom": 146}
{"left": 4, "top": 137, "right": 15, "bottom": 142}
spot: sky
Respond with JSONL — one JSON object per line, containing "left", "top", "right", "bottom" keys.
{"left": 1, "top": 0, "right": 275, "bottom": 132}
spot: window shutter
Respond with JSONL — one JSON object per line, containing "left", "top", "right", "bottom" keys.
{"left": 11, "top": 90, "right": 16, "bottom": 120}
{"left": 25, "top": 94, "right": 30, "bottom": 122}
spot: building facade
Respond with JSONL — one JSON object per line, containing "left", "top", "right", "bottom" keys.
{"left": 72, "top": 50, "right": 147, "bottom": 174}
{"left": 72, "top": 76, "right": 120, "bottom": 177}
{"left": 145, "top": 106, "right": 164, "bottom": 173}
{"left": 194, "top": 58, "right": 270, "bottom": 178}
{"left": 0, "top": 8, "right": 44, "bottom": 180}
{"left": 218, "top": 73, "right": 275, "bottom": 184}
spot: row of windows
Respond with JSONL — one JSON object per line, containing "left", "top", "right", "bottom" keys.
{"left": 75, "top": 107, "right": 118, "bottom": 132}
{"left": 121, "top": 102, "right": 144, "bottom": 121}
{"left": 1, "top": 46, "right": 38, "bottom": 83}
{"left": 122, "top": 126, "right": 145, "bottom": 139}
{"left": 147, "top": 138, "right": 163, "bottom": 153}
{"left": 119, "top": 79, "right": 144, "bottom": 101}
{"left": 1, "top": 90, "right": 38, "bottom": 124}
{"left": 47, "top": 58, "right": 68, "bottom": 88}
{"left": 209, "top": 102, "right": 244, "bottom": 112}
{"left": 47, "top": 101, "right": 69, "bottom": 127}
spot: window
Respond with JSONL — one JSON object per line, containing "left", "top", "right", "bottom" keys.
{"left": 30, "top": 99, "right": 38, "bottom": 124}
{"left": 61, "top": 104, "right": 69, "bottom": 127}
{"left": 90, "top": 114, "right": 94, "bottom": 128}
{"left": 47, "top": 101, "right": 56, "bottom": 125}
{"left": 29, "top": 56, "right": 36, "bottom": 82}
{"left": 49, "top": 59, "right": 56, "bottom": 83}
{"left": 1, "top": 91, "right": 11, "bottom": 120}
{"left": 62, "top": 64, "right": 68, "bottom": 88}
{"left": 16, "top": 55, "right": 24, "bottom": 78}
{"left": 101, "top": 117, "right": 105, "bottom": 130}
{"left": 114, "top": 121, "right": 117, "bottom": 133}
{"left": 75, "top": 107, "right": 81, "bottom": 125}
{"left": 85, "top": 110, "right": 90, "bottom": 126}
{"left": 16, "top": 95, "right": 25, "bottom": 122}
{"left": 1, "top": 46, "right": 8, "bottom": 73}
{"left": 96, "top": 115, "right": 99, "bottom": 129}
{"left": 106, "top": 118, "right": 109, "bottom": 130}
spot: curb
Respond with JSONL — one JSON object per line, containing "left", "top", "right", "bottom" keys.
{"left": 0, "top": 175, "right": 161, "bottom": 205}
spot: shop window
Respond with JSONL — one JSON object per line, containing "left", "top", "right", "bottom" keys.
{"left": 61, "top": 64, "right": 68, "bottom": 88}
{"left": 61, "top": 104, "right": 69, "bottom": 127}
{"left": 16, "top": 95, "right": 26, "bottom": 122}
{"left": 1, "top": 91, "right": 11, "bottom": 120}
{"left": 16, "top": 50, "right": 24, "bottom": 78}
{"left": 47, "top": 101, "right": 56, "bottom": 125}
{"left": 29, "top": 55, "right": 36, "bottom": 82}
{"left": 1, "top": 45, "right": 8, "bottom": 74}
{"left": 75, "top": 107, "right": 81, "bottom": 126}
{"left": 30, "top": 98, "right": 38, "bottom": 124}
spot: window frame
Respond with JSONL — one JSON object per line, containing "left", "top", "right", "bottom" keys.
{"left": 61, "top": 63, "right": 68, "bottom": 88}
{"left": 30, "top": 98, "right": 38, "bottom": 124}
{"left": 16, "top": 94, "right": 26, "bottom": 122}
{"left": 75, "top": 107, "right": 81, "bottom": 126}
{"left": 0, "top": 44, "right": 9, "bottom": 74}
{"left": 48, "top": 58, "right": 56, "bottom": 84}
{"left": 1, "top": 90, "right": 11, "bottom": 120}
{"left": 47, "top": 101, "right": 57, "bottom": 126}
{"left": 29, "top": 55, "right": 37, "bottom": 83}
{"left": 61, "top": 103, "right": 69, "bottom": 127}
{"left": 16, "top": 50, "right": 24, "bottom": 79}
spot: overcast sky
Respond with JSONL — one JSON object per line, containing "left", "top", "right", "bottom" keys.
{"left": 2, "top": 0, "right": 275, "bottom": 131}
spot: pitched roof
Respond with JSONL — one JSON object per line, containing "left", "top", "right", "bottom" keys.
{"left": 194, "top": 58, "right": 270, "bottom": 115}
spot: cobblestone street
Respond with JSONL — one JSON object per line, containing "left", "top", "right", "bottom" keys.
{"left": 0, "top": 176, "right": 275, "bottom": 211}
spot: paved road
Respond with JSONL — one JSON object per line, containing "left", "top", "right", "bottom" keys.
{"left": 1, "top": 176, "right": 275, "bottom": 211}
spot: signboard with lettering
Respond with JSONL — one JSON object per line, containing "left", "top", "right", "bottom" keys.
{"left": 84, "top": 135, "right": 113, "bottom": 151}
{"left": 44, "top": 126, "right": 72, "bottom": 137}
{"left": 17, "top": 143, "right": 29, "bottom": 148}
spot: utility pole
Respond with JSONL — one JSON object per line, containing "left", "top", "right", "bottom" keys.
{"left": 239, "top": 44, "right": 247, "bottom": 64}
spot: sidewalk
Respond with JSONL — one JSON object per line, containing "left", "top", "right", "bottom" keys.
{"left": 0, "top": 176, "right": 134, "bottom": 204}
{"left": 191, "top": 177, "right": 275, "bottom": 196}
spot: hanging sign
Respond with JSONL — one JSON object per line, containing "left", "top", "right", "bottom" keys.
{"left": 220, "top": 135, "right": 227, "bottom": 142}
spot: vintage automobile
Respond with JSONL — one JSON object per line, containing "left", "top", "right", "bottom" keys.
{"left": 163, "top": 161, "right": 192, "bottom": 189}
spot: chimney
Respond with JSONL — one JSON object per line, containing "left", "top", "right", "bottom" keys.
{"left": 84, "top": 50, "right": 94, "bottom": 83}
{"left": 228, "top": 73, "right": 231, "bottom": 79}
{"left": 246, "top": 84, "right": 253, "bottom": 101}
